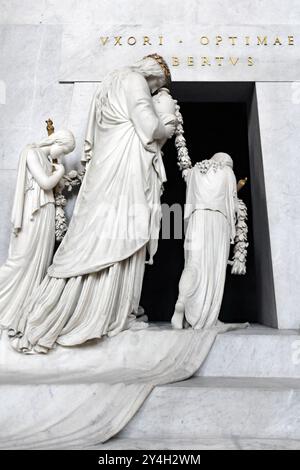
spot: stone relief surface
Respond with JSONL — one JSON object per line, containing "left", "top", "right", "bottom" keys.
{"left": 60, "top": 24, "right": 300, "bottom": 82}
{"left": 0, "top": 171, "right": 17, "bottom": 264}
{"left": 256, "top": 82, "right": 300, "bottom": 328}
{"left": 1, "top": 0, "right": 300, "bottom": 26}
{"left": 0, "top": 24, "right": 74, "bottom": 262}
{"left": 1, "top": 6, "right": 300, "bottom": 327}
{"left": 0, "top": 0, "right": 300, "bottom": 452}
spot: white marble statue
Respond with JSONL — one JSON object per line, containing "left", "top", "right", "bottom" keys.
{"left": 9, "top": 54, "right": 177, "bottom": 354}
{"left": 0, "top": 130, "right": 75, "bottom": 332}
{"left": 171, "top": 152, "right": 240, "bottom": 330}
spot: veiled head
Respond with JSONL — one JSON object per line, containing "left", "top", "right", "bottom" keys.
{"left": 211, "top": 152, "right": 233, "bottom": 168}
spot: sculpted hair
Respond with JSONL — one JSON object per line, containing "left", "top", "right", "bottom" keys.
{"left": 35, "top": 130, "right": 76, "bottom": 153}
{"left": 131, "top": 56, "right": 167, "bottom": 82}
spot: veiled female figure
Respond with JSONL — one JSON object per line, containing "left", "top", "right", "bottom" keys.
{"left": 171, "top": 152, "right": 238, "bottom": 330}
{"left": 0, "top": 130, "right": 75, "bottom": 331}
{"left": 10, "top": 54, "right": 177, "bottom": 354}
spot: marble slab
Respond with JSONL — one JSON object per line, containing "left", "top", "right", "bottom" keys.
{"left": 1, "top": 1, "right": 300, "bottom": 26}
{"left": 0, "top": 24, "right": 74, "bottom": 170}
{"left": 256, "top": 82, "right": 300, "bottom": 329}
{"left": 28, "top": 25, "right": 74, "bottom": 144}
{"left": 0, "top": 127, "right": 32, "bottom": 171}
{"left": 197, "top": 326, "right": 300, "bottom": 378}
{"left": 0, "top": 170, "right": 17, "bottom": 265}
{"left": 120, "top": 376, "right": 300, "bottom": 441}
{"left": 60, "top": 23, "right": 300, "bottom": 82}
{"left": 0, "top": 24, "right": 74, "bottom": 261}
{"left": 87, "top": 436, "right": 300, "bottom": 450}
{"left": 0, "top": 25, "right": 42, "bottom": 131}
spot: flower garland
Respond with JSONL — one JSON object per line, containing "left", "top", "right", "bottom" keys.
{"left": 54, "top": 167, "right": 86, "bottom": 242}
{"left": 195, "top": 159, "right": 223, "bottom": 174}
{"left": 174, "top": 103, "right": 192, "bottom": 179}
{"left": 230, "top": 198, "right": 248, "bottom": 275}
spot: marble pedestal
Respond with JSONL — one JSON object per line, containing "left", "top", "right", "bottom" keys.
{"left": 119, "top": 325, "right": 300, "bottom": 445}
{"left": 0, "top": 324, "right": 299, "bottom": 449}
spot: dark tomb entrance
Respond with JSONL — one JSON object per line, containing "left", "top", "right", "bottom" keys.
{"left": 140, "top": 82, "right": 277, "bottom": 327}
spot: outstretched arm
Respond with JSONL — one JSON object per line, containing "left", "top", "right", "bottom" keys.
{"left": 27, "top": 149, "right": 65, "bottom": 191}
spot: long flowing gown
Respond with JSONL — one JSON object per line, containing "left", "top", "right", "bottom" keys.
{"left": 10, "top": 70, "right": 170, "bottom": 353}
{"left": 177, "top": 163, "right": 238, "bottom": 328}
{"left": 0, "top": 149, "right": 55, "bottom": 331}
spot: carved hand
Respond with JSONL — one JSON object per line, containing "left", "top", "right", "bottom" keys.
{"left": 164, "top": 122, "right": 176, "bottom": 139}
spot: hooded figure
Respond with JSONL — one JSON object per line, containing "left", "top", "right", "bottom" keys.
{"left": 171, "top": 152, "right": 238, "bottom": 330}
{"left": 10, "top": 55, "right": 177, "bottom": 354}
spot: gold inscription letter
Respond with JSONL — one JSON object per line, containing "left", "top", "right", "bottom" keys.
{"left": 201, "top": 57, "right": 211, "bottom": 66}
{"left": 143, "top": 36, "right": 152, "bottom": 45}
{"left": 200, "top": 36, "right": 209, "bottom": 45}
{"left": 257, "top": 36, "right": 268, "bottom": 46}
{"left": 100, "top": 36, "right": 109, "bottom": 46}
{"left": 228, "top": 36, "right": 237, "bottom": 46}
{"left": 229, "top": 57, "right": 239, "bottom": 65}
{"left": 216, "top": 36, "right": 223, "bottom": 46}
{"left": 127, "top": 36, "right": 136, "bottom": 46}
{"left": 273, "top": 36, "right": 282, "bottom": 46}
{"left": 114, "top": 36, "right": 122, "bottom": 46}
{"left": 215, "top": 57, "right": 224, "bottom": 66}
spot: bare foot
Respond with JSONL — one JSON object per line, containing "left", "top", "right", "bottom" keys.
{"left": 171, "top": 301, "right": 185, "bottom": 329}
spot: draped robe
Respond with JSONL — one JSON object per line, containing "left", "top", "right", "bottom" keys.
{"left": 10, "top": 71, "right": 171, "bottom": 353}
{"left": 0, "top": 149, "right": 55, "bottom": 330}
{"left": 49, "top": 71, "right": 168, "bottom": 277}
{"left": 177, "top": 163, "right": 238, "bottom": 328}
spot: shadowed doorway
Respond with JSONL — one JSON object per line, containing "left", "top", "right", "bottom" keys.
{"left": 140, "top": 82, "right": 277, "bottom": 327}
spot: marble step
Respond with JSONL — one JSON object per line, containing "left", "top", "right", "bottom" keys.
{"left": 197, "top": 325, "right": 300, "bottom": 378}
{"left": 87, "top": 437, "right": 300, "bottom": 450}
{"left": 119, "top": 376, "right": 300, "bottom": 441}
